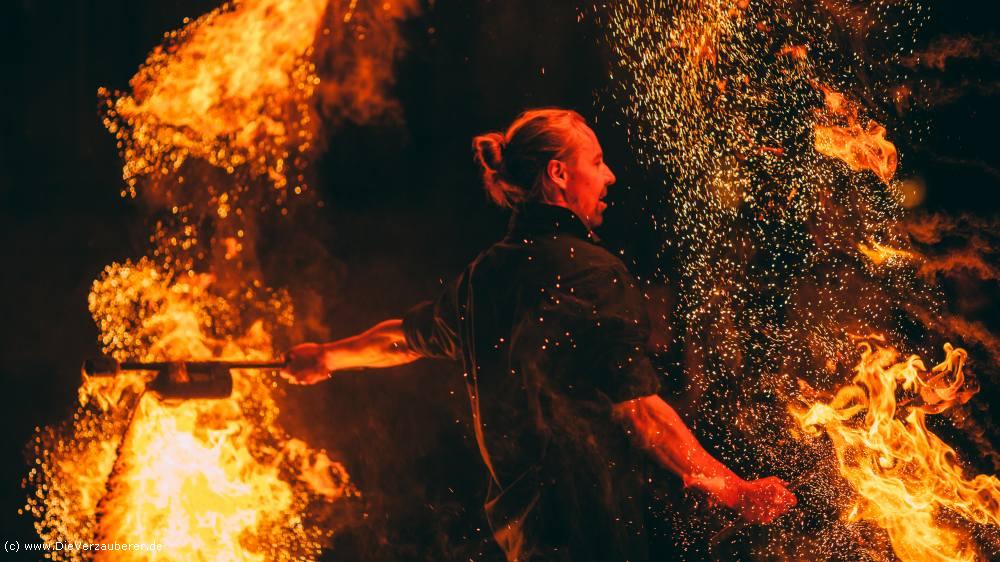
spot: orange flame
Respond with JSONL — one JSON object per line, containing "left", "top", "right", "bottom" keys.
{"left": 663, "top": 1, "right": 749, "bottom": 68}
{"left": 27, "top": 260, "right": 356, "bottom": 562}
{"left": 777, "top": 44, "right": 808, "bottom": 60}
{"left": 858, "top": 240, "right": 919, "bottom": 266}
{"left": 814, "top": 86, "right": 898, "bottom": 185}
{"left": 28, "top": 0, "right": 426, "bottom": 558}
{"left": 791, "top": 338, "right": 999, "bottom": 562}
{"left": 102, "top": 0, "right": 328, "bottom": 198}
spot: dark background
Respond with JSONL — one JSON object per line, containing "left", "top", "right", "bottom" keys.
{"left": 1, "top": 1, "right": 997, "bottom": 560}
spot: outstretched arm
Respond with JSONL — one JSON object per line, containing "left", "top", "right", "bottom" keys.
{"left": 281, "top": 319, "right": 423, "bottom": 384}
{"left": 613, "top": 394, "right": 796, "bottom": 524}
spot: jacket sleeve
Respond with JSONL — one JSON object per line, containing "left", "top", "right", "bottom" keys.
{"left": 401, "top": 269, "right": 466, "bottom": 361}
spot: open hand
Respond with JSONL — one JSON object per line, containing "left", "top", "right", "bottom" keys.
{"left": 280, "top": 343, "right": 331, "bottom": 385}
{"left": 734, "top": 476, "right": 796, "bottom": 524}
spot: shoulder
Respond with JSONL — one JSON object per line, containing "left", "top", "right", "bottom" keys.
{"left": 528, "top": 234, "right": 626, "bottom": 276}
{"left": 468, "top": 234, "right": 638, "bottom": 297}
{"left": 525, "top": 239, "right": 641, "bottom": 307}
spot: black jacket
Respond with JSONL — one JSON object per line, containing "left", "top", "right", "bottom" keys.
{"left": 404, "top": 202, "right": 661, "bottom": 561}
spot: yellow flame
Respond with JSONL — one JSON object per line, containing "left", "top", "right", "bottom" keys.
{"left": 22, "top": 0, "right": 429, "bottom": 558}
{"left": 27, "top": 260, "right": 356, "bottom": 562}
{"left": 791, "top": 338, "right": 999, "bottom": 562}
{"left": 858, "top": 240, "right": 918, "bottom": 266}
{"left": 814, "top": 86, "right": 899, "bottom": 185}
{"left": 102, "top": 0, "right": 327, "bottom": 196}
{"left": 672, "top": 1, "right": 749, "bottom": 68}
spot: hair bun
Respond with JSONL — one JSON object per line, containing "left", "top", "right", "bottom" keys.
{"left": 471, "top": 108, "right": 586, "bottom": 209}
{"left": 473, "top": 132, "right": 505, "bottom": 173}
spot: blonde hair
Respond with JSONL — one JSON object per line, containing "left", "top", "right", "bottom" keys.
{"left": 472, "top": 108, "right": 588, "bottom": 208}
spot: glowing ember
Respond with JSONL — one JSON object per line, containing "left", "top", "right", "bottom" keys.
{"left": 792, "top": 338, "right": 998, "bottom": 562}
{"left": 601, "top": 1, "right": 995, "bottom": 559}
{"left": 814, "top": 86, "right": 899, "bottom": 185}
{"left": 777, "top": 44, "right": 809, "bottom": 60}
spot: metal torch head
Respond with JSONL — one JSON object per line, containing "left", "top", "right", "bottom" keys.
{"left": 81, "top": 357, "right": 235, "bottom": 399}
{"left": 149, "top": 362, "right": 234, "bottom": 400}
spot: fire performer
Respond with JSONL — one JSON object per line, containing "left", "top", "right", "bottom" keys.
{"left": 282, "top": 109, "right": 796, "bottom": 561}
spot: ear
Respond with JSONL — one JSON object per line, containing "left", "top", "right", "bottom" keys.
{"left": 546, "top": 159, "right": 569, "bottom": 191}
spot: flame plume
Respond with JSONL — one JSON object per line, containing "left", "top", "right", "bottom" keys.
{"left": 814, "top": 85, "right": 899, "bottom": 185}
{"left": 858, "top": 240, "right": 917, "bottom": 267}
{"left": 792, "top": 338, "right": 999, "bottom": 562}
{"left": 25, "top": 0, "right": 418, "bottom": 560}
{"left": 26, "top": 258, "right": 358, "bottom": 562}
{"left": 102, "top": 0, "right": 327, "bottom": 202}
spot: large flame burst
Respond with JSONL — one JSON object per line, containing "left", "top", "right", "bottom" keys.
{"left": 24, "top": 0, "right": 416, "bottom": 560}
{"left": 599, "top": 0, "right": 997, "bottom": 559}
{"left": 793, "top": 338, "right": 999, "bottom": 562}
{"left": 25, "top": 259, "right": 358, "bottom": 562}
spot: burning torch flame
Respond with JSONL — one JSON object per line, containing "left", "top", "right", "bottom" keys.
{"left": 103, "top": 0, "right": 328, "bottom": 195}
{"left": 792, "top": 338, "right": 999, "bottom": 562}
{"left": 28, "top": 0, "right": 421, "bottom": 559}
{"left": 814, "top": 86, "right": 899, "bottom": 185}
{"left": 858, "top": 240, "right": 919, "bottom": 267}
{"left": 28, "top": 260, "right": 356, "bottom": 562}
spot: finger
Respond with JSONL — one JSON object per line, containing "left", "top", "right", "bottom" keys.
{"left": 306, "top": 371, "right": 330, "bottom": 384}
{"left": 279, "top": 365, "right": 314, "bottom": 385}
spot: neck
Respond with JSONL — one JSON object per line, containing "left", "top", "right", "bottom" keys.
{"left": 533, "top": 199, "right": 593, "bottom": 231}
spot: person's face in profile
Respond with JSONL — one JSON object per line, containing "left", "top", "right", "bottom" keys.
{"left": 556, "top": 125, "right": 617, "bottom": 229}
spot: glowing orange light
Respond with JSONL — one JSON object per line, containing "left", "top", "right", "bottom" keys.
{"left": 858, "top": 240, "right": 918, "bottom": 266}
{"left": 814, "top": 86, "right": 899, "bottom": 185}
{"left": 792, "top": 338, "right": 998, "bottom": 562}
{"left": 27, "top": 260, "right": 356, "bottom": 562}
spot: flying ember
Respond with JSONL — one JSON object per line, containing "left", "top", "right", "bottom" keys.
{"left": 27, "top": 259, "right": 357, "bottom": 562}
{"left": 601, "top": 0, "right": 997, "bottom": 559}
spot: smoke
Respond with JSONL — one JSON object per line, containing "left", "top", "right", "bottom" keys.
{"left": 893, "top": 79, "right": 1000, "bottom": 109}
{"left": 313, "top": 0, "right": 421, "bottom": 128}
{"left": 902, "top": 35, "right": 1000, "bottom": 71}
{"left": 896, "top": 214, "right": 1000, "bottom": 370}
{"left": 919, "top": 249, "right": 1000, "bottom": 282}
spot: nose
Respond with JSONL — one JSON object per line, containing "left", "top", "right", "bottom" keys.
{"left": 605, "top": 164, "right": 616, "bottom": 186}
